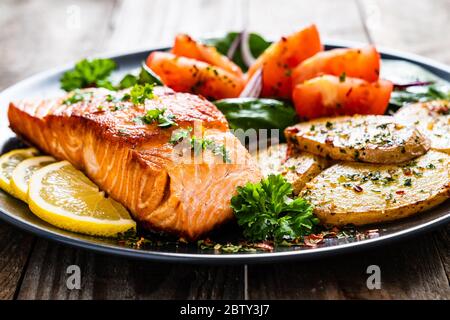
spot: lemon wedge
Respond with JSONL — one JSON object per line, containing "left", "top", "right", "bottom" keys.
{"left": 28, "top": 161, "right": 136, "bottom": 237}
{"left": 0, "top": 148, "right": 39, "bottom": 196}
{"left": 11, "top": 156, "right": 56, "bottom": 202}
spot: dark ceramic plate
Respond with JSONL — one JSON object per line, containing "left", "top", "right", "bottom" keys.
{"left": 0, "top": 40, "right": 449, "bottom": 264}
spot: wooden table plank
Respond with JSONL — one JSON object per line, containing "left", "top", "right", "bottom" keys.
{"left": 248, "top": 231, "right": 450, "bottom": 299}
{"left": 16, "top": 239, "right": 244, "bottom": 300}
{"left": 0, "top": 224, "right": 34, "bottom": 300}
{"left": 434, "top": 225, "right": 450, "bottom": 281}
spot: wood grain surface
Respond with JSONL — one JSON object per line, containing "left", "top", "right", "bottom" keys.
{"left": 0, "top": 0, "right": 448, "bottom": 300}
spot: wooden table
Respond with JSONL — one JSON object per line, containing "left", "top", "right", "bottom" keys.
{"left": 0, "top": 0, "right": 449, "bottom": 300}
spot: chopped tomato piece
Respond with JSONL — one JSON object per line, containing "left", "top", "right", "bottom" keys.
{"left": 172, "top": 34, "right": 243, "bottom": 77}
{"left": 292, "top": 46, "right": 380, "bottom": 85}
{"left": 246, "top": 24, "right": 323, "bottom": 99}
{"left": 146, "top": 51, "right": 244, "bottom": 100}
{"left": 292, "top": 75, "right": 393, "bottom": 119}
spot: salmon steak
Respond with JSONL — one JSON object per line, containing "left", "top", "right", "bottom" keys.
{"left": 8, "top": 86, "right": 261, "bottom": 240}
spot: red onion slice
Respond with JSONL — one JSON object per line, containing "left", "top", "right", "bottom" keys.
{"left": 240, "top": 30, "right": 256, "bottom": 68}
{"left": 239, "top": 67, "right": 262, "bottom": 98}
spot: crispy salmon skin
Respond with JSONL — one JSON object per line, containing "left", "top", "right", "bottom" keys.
{"left": 8, "top": 86, "right": 261, "bottom": 240}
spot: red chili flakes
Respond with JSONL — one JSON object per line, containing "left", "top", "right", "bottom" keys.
{"left": 303, "top": 234, "right": 324, "bottom": 247}
{"left": 253, "top": 242, "right": 274, "bottom": 251}
{"left": 403, "top": 168, "right": 412, "bottom": 176}
{"left": 396, "top": 190, "right": 405, "bottom": 195}
{"left": 353, "top": 185, "right": 363, "bottom": 193}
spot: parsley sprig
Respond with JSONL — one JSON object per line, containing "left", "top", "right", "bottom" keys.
{"left": 60, "top": 59, "right": 161, "bottom": 92}
{"left": 125, "top": 83, "right": 155, "bottom": 104}
{"left": 60, "top": 58, "right": 116, "bottom": 91}
{"left": 231, "top": 174, "right": 319, "bottom": 242}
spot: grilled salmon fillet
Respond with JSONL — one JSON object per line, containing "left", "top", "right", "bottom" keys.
{"left": 8, "top": 86, "right": 261, "bottom": 240}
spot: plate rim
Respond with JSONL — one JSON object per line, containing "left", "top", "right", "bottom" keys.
{"left": 0, "top": 39, "right": 449, "bottom": 264}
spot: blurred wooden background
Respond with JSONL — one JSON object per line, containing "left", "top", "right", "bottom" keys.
{"left": 0, "top": 0, "right": 449, "bottom": 300}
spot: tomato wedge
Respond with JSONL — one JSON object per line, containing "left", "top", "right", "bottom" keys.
{"left": 246, "top": 24, "right": 323, "bottom": 99}
{"left": 172, "top": 34, "right": 243, "bottom": 77}
{"left": 146, "top": 51, "right": 244, "bottom": 100}
{"left": 292, "top": 45, "right": 380, "bottom": 85}
{"left": 292, "top": 75, "right": 393, "bottom": 119}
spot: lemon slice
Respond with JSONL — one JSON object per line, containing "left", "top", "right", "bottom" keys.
{"left": 28, "top": 161, "right": 136, "bottom": 237}
{"left": 11, "top": 156, "right": 56, "bottom": 202}
{"left": 0, "top": 148, "right": 39, "bottom": 196}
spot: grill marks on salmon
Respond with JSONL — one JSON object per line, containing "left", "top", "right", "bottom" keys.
{"left": 8, "top": 87, "right": 261, "bottom": 239}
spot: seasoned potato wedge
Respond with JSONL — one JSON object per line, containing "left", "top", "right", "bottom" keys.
{"left": 255, "top": 143, "right": 328, "bottom": 194}
{"left": 395, "top": 100, "right": 450, "bottom": 154}
{"left": 285, "top": 115, "right": 430, "bottom": 164}
{"left": 301, "top": 150, "right": 450, "bottom": 226}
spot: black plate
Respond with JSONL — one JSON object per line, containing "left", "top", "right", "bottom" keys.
{"left": 0, "top": 40, "right": 449, "bottom": 264}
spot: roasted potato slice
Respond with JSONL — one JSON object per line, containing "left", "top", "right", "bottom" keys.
{"left": 301, "top": 150, "right": 450, "bottom": 226}
{"left": 255, "top": 143, "right": 328, "bottom": 194}
{"left": 285, "top": 115, "right": 430, "bottom": 164}
{"left": 395, "top": 100, "right": 450, "bottom": 154}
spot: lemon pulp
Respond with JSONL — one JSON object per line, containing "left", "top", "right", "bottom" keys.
{"left": 28, "top": 161, "right": 136, "bottom": 237}
{"left": 0, "top": 148, "right": 39, "bottom": 196}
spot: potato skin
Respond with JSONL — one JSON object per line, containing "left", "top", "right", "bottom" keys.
{"left": 255, "top": 143, "right": 328, "bottom": 194}
{"left": 395, "top": 100, "right": 450, "bottom": 154}
{"left": 285, "top": 115, "right": 430, "bottom": 164}
{"left": 301, "top": 150, "right": 450, "bottom": 226}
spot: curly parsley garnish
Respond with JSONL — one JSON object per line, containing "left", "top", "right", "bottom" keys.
{"left": 231, "top": 174, "right": 319, "bottom": 242}
{"left": 60, "top": 59, "right": 161, "bottom": 92}
{"left": 124, "top": 83, "right": 155, "bottom": 104}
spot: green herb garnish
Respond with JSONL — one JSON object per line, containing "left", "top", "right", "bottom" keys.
{"left": 169, "top": 128, "right": 192, "bottom": 145}
{"left": 135, "top": 107, "right": 176, "bottom": 128}
{"left": 62, "top": 90, "right": 92, "bottom": 105}
{"left": 60, "top": 58, "right": 117, "bottom": 91}
{"left": 127, "top": 83, "right": 155, "bottom": 104}
{"left": 61, "top": 59, "right": 160, "bottom": 92}
{"left": 339, "top": 72, "right": 346, "bottom": 82}
{"left": 190, "top": 137, "right": 231, "bottom": 163}
{"left": 231, "top": 174, "right": 319, "bottom": 242}
{"left": 403, "top": 178, "right": 412, "bottom": 187}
